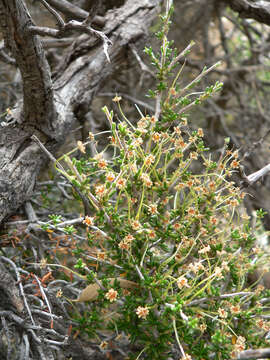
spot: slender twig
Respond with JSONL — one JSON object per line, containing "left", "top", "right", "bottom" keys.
{"left": 33, "top": 275, "right": 54, "bottom": 328}
{"left": 39, "top": 0, "right": 65, "bottom": 28}
{"left": 0, "top": 256, "right": 35, "bottom": 325}
{"left": 172, "top": 317, "right": 186, "bottom": 358}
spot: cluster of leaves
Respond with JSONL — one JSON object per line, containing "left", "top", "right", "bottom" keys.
{"left": 42, "top": 4, "right": 270, "bottom": 360}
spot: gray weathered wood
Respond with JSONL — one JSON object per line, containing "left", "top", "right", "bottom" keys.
{"left": 0, "top": 0, "right": 161, "bottom": 224}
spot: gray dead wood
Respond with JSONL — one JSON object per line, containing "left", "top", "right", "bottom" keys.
{"left": 237, "top": 347, "right": 270, "bottom": 359}
{"left": 226, "top": 0, "right": 270, "bottom": 26}
{"left": 0, "top": 0, "right": 161, "bottom": 224}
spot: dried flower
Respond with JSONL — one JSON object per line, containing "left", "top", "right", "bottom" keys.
{"left": 145, "top": 154, "right": 155, "bottom": 166}
{"left": 116, "top": 178, "right": 127, "bottom": 189}
{"left": 136, "top": 306, "right": 149, "bottom": 319}
{"left": 77, "top": 140, "right": 86, "bottom": 154}
{"left": 170, "top": 87, "right": 177, "bottom": 96}
{"left": 214, "top": 267, "right": 223, "bottom": 279}
{"left": 106, "top": 172, "right": 115, "bottom": 182}
{"left": 210, "top": 216, "right": 218, "bottom": 225}
{"left": 119, "top": 240, "right": 130, "bottom": 250}
{"left": 97, "top": 251, "right": 106, "bottom": 260}
{"left": 199, "top": 323, "right": 207, "bottom": 333}
{"left": 99, "top": 341, "right": 108, "bottom": 350}
{"left": 95, "top": 184, "right": 106, "bottom": 198}
{"left": 138, "top": 118, "right": 149, "bottom": 129}
{"left": 131, "top": 220, "right": 142, "bottom": 231}
{"left": 218, "top": 308, "right": 228, "bottom": 318}
{"left": 187, "top": 207, "right": 196, "bottom": 216}
{"left": 40, "top": 258, "right": 47, "bottom": 269}
{"left": 105, "top": 288, "right": 118, "bottom": 302}
{"left": 190, "top": 152, "right": 198, "bottom": 160}
{"left": 147, "top": 229, "right": 156, "bottom": 239}
{"left": 198, "top": 245, "right": 211, "bottom": 254}
{"left": 141, "top": 173, "right": 152, "bottom": 187}
{"left": 88, "top": 132, "right": 94, "bottom": 140}
{"left": 181, "top": 354, "right": 192, "bottom": 360}
{"left": 231, "top": 160, "right": 239, "bottom": 169}
{"left": 175, "top": 183, "right": 186, "bottom": 191}
{"left": 83, "top": 216, "right": 95, "bottom": 227}
{"left": 230, "top": 304, "right": 241, "bottom": 314}
{"left": 98, "top": 158, "right": 107, "bottom": 169}
{"left": 130, "top": 163, "right": 138, "bottom": 174}
{"left": 152, "top": 132, "right": 161, "bottom": 142}
{"left": 189, "top": 261, "right": 204, "bottom": 274}
{"left": 148, "top": 203, "right": 158, "bottom": 215}
{"left": 177, "top": 277, "right": 190, "bottom": 289}
{"left": 132, "top": 137, "right": 143, "bottom": 147}
{"left": 173, "top": 222, "right": 182, "bottom": 230}
{"left": 241, "top": 212, "right": 250, "bottom": 220}
{"left": 112, "top": 95, "right": 122, "bottom": 102}
{"left": 230, "top": 199, "right": 238, "bottom": 207}
{"left": 197, "top": 128, "right": 204, "bottom": 137}
{"left": 175, "top": 138, "right": 185, "bottom": 148}
{"left": 56, "top": 289, "right": 63, "bottom": 298}
{"left": 124, "top": 234, "right": 134, "bottom": 243}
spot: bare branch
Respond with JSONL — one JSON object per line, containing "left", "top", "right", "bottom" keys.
{"left": 45, "top": 0, "right": 89, "bottom": 21}
{"left": 28, "top": 19, "right": 112, "bottom": 62}
{"left": 0, "top": 40, "right": 16, "bottom": 65}
{"left": 227, "top": 0, "right": 270, "bottom": 26}
{"left": 247, "top": 163, "right": 270, "bottom": 184}
{"left": 237, "top": 348, "right": 270, "bottom": 359}
{"left": 39, "top": 0, "right": 65, "bottom": 28}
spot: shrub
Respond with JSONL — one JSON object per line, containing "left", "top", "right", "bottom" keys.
{"left": 43, "top": 3, "right": 270, "bottom": 359}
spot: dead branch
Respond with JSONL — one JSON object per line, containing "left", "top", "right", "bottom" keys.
{"left": 227, "top": 0, "right": 270, "bottom": 26}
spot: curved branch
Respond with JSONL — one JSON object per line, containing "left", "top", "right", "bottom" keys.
{"left": 227, "top": 0, "right": 270, "bottom": 26}
{"left": 238, "top": 348, "right": 270, "bottom": 359}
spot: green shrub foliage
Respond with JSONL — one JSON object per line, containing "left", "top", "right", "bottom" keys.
{"left": 44, "top": 3, "right": 270, "bottom": 359}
